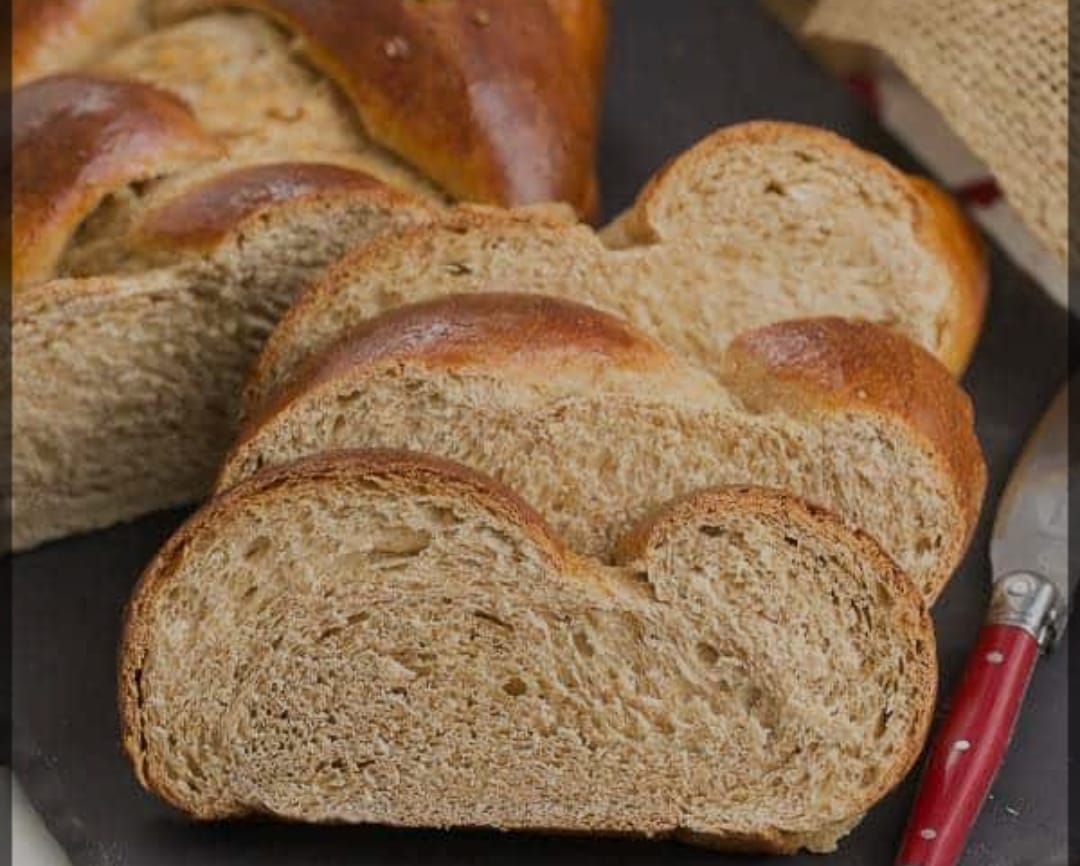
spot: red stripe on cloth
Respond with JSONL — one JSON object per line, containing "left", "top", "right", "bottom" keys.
{"left": 953, "top": 178, "right": 1002, "bottom": 207}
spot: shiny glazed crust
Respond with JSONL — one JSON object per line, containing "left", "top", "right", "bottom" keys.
{"left": 723, "top": 316, "right": 987, "bottom": 577}
{"left": 13, "top": 0, "right": 146, "bottom": 85}
{"left": 133, "top": 162, "right": 433, "bottom": 252}
{"left": 152, "top": 0, "right": 605, "bottom": 216}
{"left": 12, "top": 73, "right": 222, "bottom": 290}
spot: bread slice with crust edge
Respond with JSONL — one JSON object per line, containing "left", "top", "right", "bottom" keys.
{"left": 245, "top": 120, "right": 988, "bottom": 414}
{"left": 120, "top": 448, "right": 936, "bottom": 854}
{"left": 222, "top": 294, "right": 985, "bottom": 602}
{"left": 11, "top": 175, "right": 435, "bottom": 552}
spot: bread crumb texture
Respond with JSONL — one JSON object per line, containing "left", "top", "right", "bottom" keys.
{"left": 121, "top": 451, "right": 935, "bottom": 854}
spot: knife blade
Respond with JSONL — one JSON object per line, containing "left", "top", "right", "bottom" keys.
{"left": 896, "top": 378, "right": 1072, "bottom": 866}
{"left": 989, "top": 381, "right": 1072, "bottom": 644}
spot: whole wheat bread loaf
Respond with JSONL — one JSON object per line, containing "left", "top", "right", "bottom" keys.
{"left": 11, "top": 0, "right": 606, "bottom": 550}
{"left": 246, "top": 120, "right": 987, "bottom": 412}
{"left": 222, "top": 295, "right": 985, "bottom": 602}
{"left": 121, "top": 449, "right": 936, "bottom": 853}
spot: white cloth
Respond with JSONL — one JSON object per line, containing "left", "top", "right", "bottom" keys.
{"left": 9, "top": 772, "right": 72, "bottom": 866}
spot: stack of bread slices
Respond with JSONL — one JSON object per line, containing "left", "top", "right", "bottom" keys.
{"left": 120, "top": 120, "right": 988, "bottom": 853}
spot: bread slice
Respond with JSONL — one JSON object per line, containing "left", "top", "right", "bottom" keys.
{"left": 120, "top": 449, "right": 936, "bottom": 853}
{"left": 245, "top": 121, "right": 987, "bottom": 410}
{"left": 221, "top": 295, "right": 984, "bottom": 602}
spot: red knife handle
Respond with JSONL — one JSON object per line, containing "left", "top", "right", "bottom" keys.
{"left": 896, "top": 623, "right": 1040, "bottom": 866}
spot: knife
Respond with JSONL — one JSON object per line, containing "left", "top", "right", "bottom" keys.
{"left": 896, "top": 379, "right": 1073, "bottom": 866}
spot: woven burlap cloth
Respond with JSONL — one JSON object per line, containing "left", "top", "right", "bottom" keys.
{"left": 774, "top": 0, "right": 1068, "bottom": 267}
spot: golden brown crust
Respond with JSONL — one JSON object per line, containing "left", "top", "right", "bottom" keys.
{"left": 13, "top": 73, "right": 221, "bottom": 291}
{"left": 722, "top": 317, "right": 986, "bottom": 598}
{"left": 119, "top": 448, "right": 567, "bottom": 807}
{"left": 160, "top": 0, "right": 603, "bottom": 217}
{"left": 617, "top": 483, "right": 937, "bottom": 823}
{"left": 907, "top": 175, "right": 989, "bottom": 374}
{"left": 548, "top": 0, "right": 609, "bottom": 103}
{"left": 133, "top": 162, "right": 419, "bottom": 252}
{"left": 13, "top": 0, "right": 146, "bottom": 85}
{"left": 246, "top": 290, "right": 669, "bottom": 412}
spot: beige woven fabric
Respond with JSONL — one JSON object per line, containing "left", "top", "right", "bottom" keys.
{"left": 804, "top": 0, "right": 1068, "bottom": 265}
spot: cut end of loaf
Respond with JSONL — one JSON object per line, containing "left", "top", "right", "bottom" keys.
{"left": 122, "top": 450, "right": 935, "bottom": 852}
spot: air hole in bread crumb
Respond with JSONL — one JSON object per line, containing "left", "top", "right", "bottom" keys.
{"left": 573, "top": 630, "right": 594, "bottom": 657}
{"left": 699, "top": 525, "right": 726, "bottom": 538}
{"left": 473, "top": 610, "right": 513, "bottom": 631}
{"left": 371, "top": 527, "right": 431, "bottom": 557}
{"left": 444, "top": 261, "right": 472, "bottom": 275}
{"left": 783, "top": 535, "right": 799, "bottom": 548}
{"left": 243, "top": 536, "right": 271, "bottom": 561}
{"left": 696, "top": 642, "right": 720, "bottom": 665}
{"left": 765, "top": 180, "right": 786, "bottom": 195}
{"left": 502, "top": 677, "right": 527, "bottom": 697}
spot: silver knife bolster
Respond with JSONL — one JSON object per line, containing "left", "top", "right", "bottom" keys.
{"left": 989, "top": 571, "right": 1065, "bottom": 647}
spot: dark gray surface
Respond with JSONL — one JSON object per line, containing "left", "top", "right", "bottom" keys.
{"left": 11, "top": 3, "right": 1072, "bottom": 864}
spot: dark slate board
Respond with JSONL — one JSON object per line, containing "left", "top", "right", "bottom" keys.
{"left": 12, "top": 3, "right": 1072, "bottom": 865}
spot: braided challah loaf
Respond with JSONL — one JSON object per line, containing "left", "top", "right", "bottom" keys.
{"left": 11, "top": 0, "right": 606, "bottom": 550}
{"left": 12, "top": 4, "right": 985, "bottom": 554}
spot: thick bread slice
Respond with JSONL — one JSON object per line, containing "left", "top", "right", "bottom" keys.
{"left": 120, "top": 449, "right": 936, "bottom": 853}
{"left": 246, "top": 121, "right": 987, "bottom": 409}
{"left": 11, "top": 178, "right": 434, "bottom": 551}
{"left": 221, "top": 295, "right": 985, "bottom": 602}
